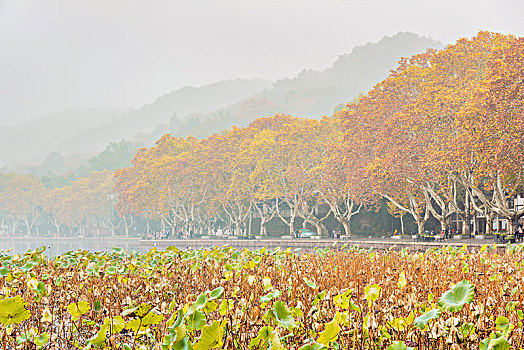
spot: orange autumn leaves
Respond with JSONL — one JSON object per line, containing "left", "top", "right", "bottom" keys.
{"left": 338, "top": 31, "right": 524, "bottom": 233}
{"left": 114, "top": 114, "right": 366, "bottom": 236}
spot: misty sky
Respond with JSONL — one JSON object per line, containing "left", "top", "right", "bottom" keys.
{"left": 1, "top": 0, "right": 523, "bottom": 126}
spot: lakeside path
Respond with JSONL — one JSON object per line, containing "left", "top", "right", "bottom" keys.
{"left": 0, "top": 236, "right": 510, "bottom": 255}
{"left": 140, "top": 236, "right": 507, "bottom": 252}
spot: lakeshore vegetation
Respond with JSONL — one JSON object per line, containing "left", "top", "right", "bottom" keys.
{"left": 1, "top": 244, "right": 524, "bottom": 349}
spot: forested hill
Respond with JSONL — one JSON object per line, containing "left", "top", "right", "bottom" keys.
{"left": 143, "top": 32, "right": 443, "bottom": 139}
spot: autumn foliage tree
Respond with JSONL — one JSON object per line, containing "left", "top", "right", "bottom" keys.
{"left": 339, "top": 31, "right": 521, "bottom": 235}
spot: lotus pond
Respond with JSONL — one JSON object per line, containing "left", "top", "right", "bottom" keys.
{"left": 0, "top": 244, "right": 523, "bottom": 349}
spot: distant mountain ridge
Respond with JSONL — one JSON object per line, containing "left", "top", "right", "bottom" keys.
{"left": 0, "top": 79, "right": 272, "bottom": 167}
{"left": 57, "top": 78, "right": 272, "bottom": 155}
{"left": 0, "top": 107, "right": 127, "bottom": 166}
{"left": 142, "top": 32, "right": 443, "bottom": 139}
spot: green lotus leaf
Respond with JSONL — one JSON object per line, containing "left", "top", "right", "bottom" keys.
{"left": 317, "top": 316, "right": 340, "bottom": 346}
{"left": 67, "top": 300, "right": 90, "bottom": 319}
{"left": 271, "top": 301, "right": 296, "bottom": 330}
{"left": 437, "top": 280, "right": 474, "bottom": 312}
{"left": 414, "top": 308, "right": 441, "bottom": 329}
{"left": 349, "top": 301, "right": 361, "bottom": 313}
{"left": 298, "top": 341, "right": 327, "bottom": 350}
{"left": 195, "top": 293, "right": 208, "bottom": 310}
{"left": 218, "top": 300, "right": 233, "bottom": 316}
{"left": 0, "top": 295, "right": 31, "bottom": 325}
{"left": 142, "top": 311, "right": 164, "bottom": 326}
{"left": 94, "top": 300, "right": 102, "bottom": 312}
{"left": 20, "top": 261, "right": 37, "bottom": 273}
{"left": 104, "top": 316, "right": 125, "bottom": 334}
{"left": 193, "top": 320, "right": 223, "bottom": 350}
{"left": 0, "top": 266, "right": 11, "bottom": 277}
{"left": 248, "top": 326, "right": 284, "bottom": 350}
{"left": 364, "top": 284, "right": 381, "bottom": 302}
{"left": 479, "top": 332, "right": 510, "bottom": 350}
{"left": 34, "top": 332, "right": 50, "bottom": 346}
{"left": 458, "top": 322, "right": 476, "bottom": 340}
{"left": 208, "top": 286, "right": 224, "bottom": 300}
{"left": 167, "top": 324, "right": 187, "bottom": 345}
{"left": 170, "top": 335, "right": 193, "bottom": 350}
{"left": 105, "top": 266, "right": 117, "bottom": 275}
{"left": 35, "top": 281, "right": 46, "bottom": 295}
{"left": 186, "top": 310, "right": 206, "bottom": 331}
{"left": 170, "top": 309, "right": 185, "bottom": 328}
{"left": 495, "top": 316, "right": 514, "bottom": 337}
{"left": 249, "top": 326, "right": 273, "bottom": 349}
{"left": 387, "top": 341, "right": 414, "bottom": 350}
{"left": 260, "top": 290, "right": 282, "bottom": 303}
{"left": 516, "top": 310, "right": 524, "bottom": 321}
{"left": 312, "top": 290, "right": 327, "bottom": 306}
{"left": 16, "top": 334, "right": 29, "bottom": 344}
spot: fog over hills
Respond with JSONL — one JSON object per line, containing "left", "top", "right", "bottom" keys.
{"left": 57, "top": 78, "right": 272, "bottom": 156}
{"left": 0, "top": 107, "right": 127, "bottom": 166}
{"left": 0, "top": 79, "right": 271, "bottom": 167}
{"left": 136, "top": 32, "right": 443, "bottom": 140}
{"left": 2, "top": 32, "right": 442, "bottom": 173}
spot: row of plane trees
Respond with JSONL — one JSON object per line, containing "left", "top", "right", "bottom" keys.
{"left": 0, "top": 31, "right": 523, "bottom": 237}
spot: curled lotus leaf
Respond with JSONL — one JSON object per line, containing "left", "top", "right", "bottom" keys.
{"left": 414, "top": 308, "right": 441, "bottom": 329}
{"left": 437, "top": 280, "right": 475, "bottom": 312}
{"left": 480, "top": 332, "right": 510, "bottom": 350}
{"left": 87, "top": 325, "right": 108, "bottom": 346}
{"left": 317, "top": 315, "right": 340, "bottom": 346}
{"left": 303, "top": 277, "right": 317, "bottom": 289}
{"left": 260, "top": 290, "right": 282, "bottom": 303}
{"left": 270, "top": 301, "right": 297, "bottom": 330}
{"left": 208, "top": 286, "right": 224, "bottom": 300}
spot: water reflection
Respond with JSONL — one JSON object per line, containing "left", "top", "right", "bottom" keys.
{"left": 0, "top": 238, "right": 143, "bottom": 256}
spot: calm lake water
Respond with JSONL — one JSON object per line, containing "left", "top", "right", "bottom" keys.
{"left": 0, "top": 237, "right": 143, "bottom": 256}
